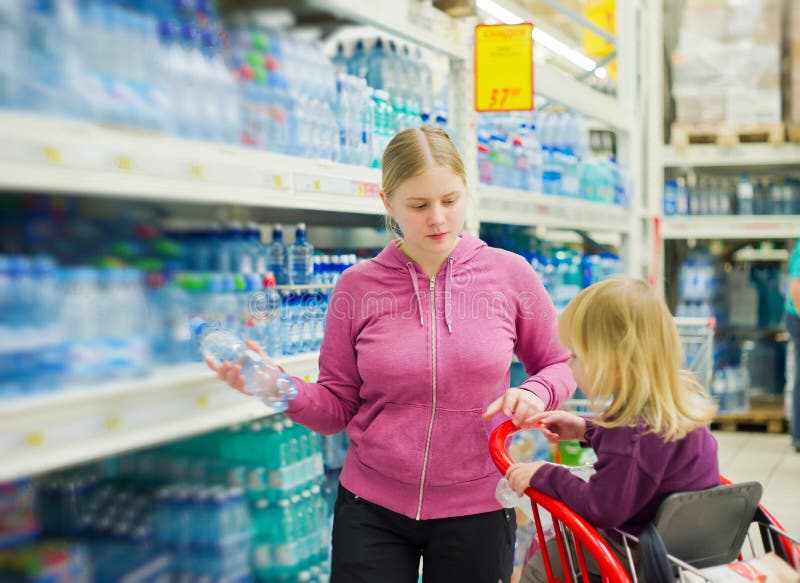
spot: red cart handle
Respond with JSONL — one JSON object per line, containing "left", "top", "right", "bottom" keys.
{"left": 490, "top": 420, "right": 632, "bottom": 582}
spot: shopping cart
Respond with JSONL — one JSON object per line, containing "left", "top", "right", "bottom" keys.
{"left": 675, "top": 317, "right": 716, "bottom": 394}
{"left": 490, "top": 419, "right": 800, "bottom": 582}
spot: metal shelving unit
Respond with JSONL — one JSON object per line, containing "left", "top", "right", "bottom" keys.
{"left": 0, "top": 0, "right": 648, "bottom": 480}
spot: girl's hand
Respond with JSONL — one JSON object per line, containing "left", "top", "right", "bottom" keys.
{"left": 205, "top": 340, "right": 279, "bottom": 397}
{"left": 483, "top": 388, "right": 545, "bottom": 427}
{"left": 525, "top": 410, "right": 586, "bottom": 443}
{"left": 506, "top": 462, "right": 546, "bottom": 496}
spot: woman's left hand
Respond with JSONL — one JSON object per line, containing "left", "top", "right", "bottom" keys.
{"left": 483, "top": 388, "right": 545, "bottom": 427}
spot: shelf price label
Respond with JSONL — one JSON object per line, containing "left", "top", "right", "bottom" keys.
{"left": 26, "top": 431, "right": 45, "bottom": 448}
{"left": 475, "top": 23, "right": 533, "bottom": 112}
{"left": 115, "top": 155, "right": 134, "bottom": 172}
{"left": 42, "top": 146, "right": 62, "bottom": 165}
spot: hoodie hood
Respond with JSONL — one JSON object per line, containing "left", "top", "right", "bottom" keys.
{"left": 371, "top": 233, "right": 487, "bottom": 332}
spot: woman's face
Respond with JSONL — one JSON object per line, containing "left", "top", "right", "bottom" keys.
{"left": 381, "top": 165, "right": 467, "bottom": 261}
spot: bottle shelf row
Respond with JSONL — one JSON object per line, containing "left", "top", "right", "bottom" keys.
{"left": 0, "top": 112, "right": 636, "bottom": 235}
{"left": 0, "top": 353, "right": 320, "bottom": 482}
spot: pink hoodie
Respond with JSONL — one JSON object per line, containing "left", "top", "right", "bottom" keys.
{"left": 286, "top": 233, "right": 574, "bottom": 520}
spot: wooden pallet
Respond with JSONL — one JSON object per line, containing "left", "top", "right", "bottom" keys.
{"left": 787, "top": 123, "right": 800, "bottom": 143}
{"left": 712, "top": 398, "right": 787, "bottom": 434}
{"left": 670, "top": 122, "right": 785, "bottom": 147}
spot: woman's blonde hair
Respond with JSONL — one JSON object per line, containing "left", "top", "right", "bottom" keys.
{"left": 381, "top": 126, "right": 466, "bottom": 236}
{"left": 559, "top": 277, "right": 717, "bottom": 441}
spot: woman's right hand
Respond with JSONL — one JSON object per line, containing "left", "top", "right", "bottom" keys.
{"left": 525, "top": 410, "right": 586, "bottom": 443}
{"left": 205, "top": 339, "right": 277, "bottom": 397}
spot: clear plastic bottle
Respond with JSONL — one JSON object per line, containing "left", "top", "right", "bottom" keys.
{"left": 288, "top": 223, "right": 314, "bottom": 286}
{"left": 191, "top": 317, "right": 297, "bottom": 411}
{"left": 266, "top": 224, "right": 288, "bottom": 285}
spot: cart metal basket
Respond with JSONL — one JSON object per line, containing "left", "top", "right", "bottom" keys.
{"left": 675, "top": 317, "right": 716, "bottom": 394}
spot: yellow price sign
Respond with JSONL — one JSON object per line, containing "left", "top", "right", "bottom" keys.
{"left": 197, "top": 393, "right": 210, "bottom": 408}
{"left": 312, "top": 180, "right": 321, "bottom": 191}
{"left": 272, "top": 175, "right": 284, "bottom": 188}
{"left": 475, "top": 23, "right": 534, "bottom": 112}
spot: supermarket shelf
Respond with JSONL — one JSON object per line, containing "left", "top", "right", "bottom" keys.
{"left": 309, "top": 0, "right": 467, "bottom": 60}
{"left": 662, "top": 215, "right": 800, "bottom": 240}
{"left": 662, "top": 143, "right": 800, "bottom": 169}
{"left": 477, "top": 185, "right": 631, "bottom": 232}
{"left": 0, "top": 352, "right": 320, "bottom": 481}
{"left": 536, "top": 63, "right": 634, "bottom": 133}
{"left": 0, "top": 112, "right": 383, "bottom": 215}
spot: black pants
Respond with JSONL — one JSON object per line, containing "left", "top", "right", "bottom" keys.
{"left": 331, "top": 484, "right": 516, "bottom": 583}
{"left": 786, "top": 313, "right": 800, "bottom": 450}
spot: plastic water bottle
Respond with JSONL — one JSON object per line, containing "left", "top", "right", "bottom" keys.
{"left": 736, "top": 175, "right": 754, "bottom": 215}
{"left": 261, "top": 273, "right": 283, "bottom": 357}
{"left": 191, "top": 317, "right": 297, "bottom": 411}
{"left": 266, "top": 224, "right": 288, "bottom": 285}
{"left": 288, "top": 223, "right": 314, "bottom": 286}
{"left": 495, "top": 478, "right": 533, "bottom": 520}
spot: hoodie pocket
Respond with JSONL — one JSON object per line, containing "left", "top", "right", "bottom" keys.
{"left": 354, "top": 402, "right": 429, "bottom": 485}
{"left": 426, "top": 408, "right": 497, "bottom": 487}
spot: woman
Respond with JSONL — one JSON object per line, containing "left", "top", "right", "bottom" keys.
{"left": 210, "top": 127, "right": 574, "bottom": 582}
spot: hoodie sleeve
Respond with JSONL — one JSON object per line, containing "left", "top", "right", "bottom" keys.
{"left": 284, "top": 271, "right": 362, "bottom": 435}
{"left": 512, "top": 257, "right": 575, "bottom": 410}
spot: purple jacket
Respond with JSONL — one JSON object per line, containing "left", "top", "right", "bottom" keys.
{"left": 531, "top": 419, "right": 720, "bottom": 534}
{"left": 286, "top": 233, "right": 574, "bottom": 520}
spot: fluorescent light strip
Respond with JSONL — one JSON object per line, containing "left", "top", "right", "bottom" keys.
{"left": 476, "top": 0, "right": 600, "bottom": 74}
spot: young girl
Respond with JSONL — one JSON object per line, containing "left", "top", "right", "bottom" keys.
{"left": 505, "top": 277, "right": 720, "bottom": 582}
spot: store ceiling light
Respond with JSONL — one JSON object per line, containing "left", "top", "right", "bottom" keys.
{"left": 476, "top": 0, "right": 601, "bottom": 74}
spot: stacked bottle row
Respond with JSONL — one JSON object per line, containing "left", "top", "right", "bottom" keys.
{"left": 0, "top": 2, "right": 444, "bottom": 169}
{"left": 674, "top": 249, "right": 752, "bottom": 413}
{"left": 0, "top": 0, "right": 239, "bottom": 140}
{"left": 330, "top": 36, "right": 446, "bottom": 167}
{"left": 482, "top": 227, "right": 623, "bottom": 311}
{"left": 7, "top": 415, "right": 333, "bottom": 582}
{"left": 664, "top": 174, "right": 800, "bottom": 216}
{"left": 0, "top": 256, "right": 334, "bottom": 400}
{"left": 163, "top": 222, "right": 358, "bottom": 286}
{"left": 477, "top": 111, "right": 630, "bottom": 206}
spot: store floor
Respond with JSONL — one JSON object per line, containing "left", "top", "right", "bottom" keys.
{"left": 714, "top": 430, "right": 800, "bottom": 536}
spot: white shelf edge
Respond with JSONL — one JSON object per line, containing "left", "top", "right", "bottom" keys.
{"left": 661, "top": 216, "right": 800, "bottom": 240}
{"left": 477, "top": 184, "right": 631, "bottom": 233}
{"left": 662, "top": 143, "right": 800, "bottom": 168}
{"left": 536, "top": 63, "right": 634, "bottom": 133}
{"left": 0, "top": 112, "right": 383, "bottom": 215}
{"left": 732, "top": 248, "right": 790, "bottom": 262}
{"left": 0, "top": 352, "right": 320, "bottom": 481}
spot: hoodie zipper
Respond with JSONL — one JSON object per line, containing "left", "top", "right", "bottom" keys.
{"left": 416, "top": 274, "right": 438, "bottom": 520}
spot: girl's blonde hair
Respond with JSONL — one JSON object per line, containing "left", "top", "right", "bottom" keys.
{"left": 381, "top": 127, "right": 466, "bottom": 236}
{"left": 559, "top": 277, "right": 717, "bottom": 441}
